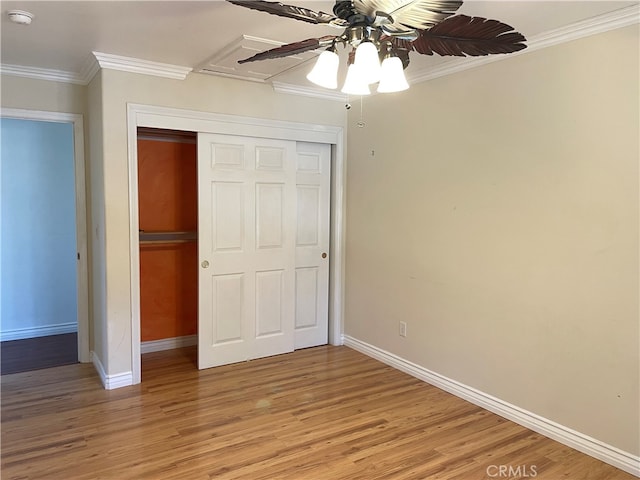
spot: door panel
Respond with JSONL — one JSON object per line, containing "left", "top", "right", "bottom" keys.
{"left": 213, "top": 182, "right": 244, "bottom": 252}
{"left": 297, "top": 185, "right": 321, "bottom": 246}
{"left": 256, "top": 183, "right": 284, "bottom": 248}
{"left": 211, "top": 143, "right": 244, "bottom": 169}
{"left": 255, "top": 269, "right": 284, "bottom": 336}
{"left": 295, "top": 267, "right": 319, "bottom": 329}
{"left": 212, "top": 273, "right": 244, "bottom": 344}
{"left": 256, "top": 147, "right": 285, "bottom": 170}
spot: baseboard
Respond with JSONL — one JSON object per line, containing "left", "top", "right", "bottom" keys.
{"left": 1, "top": 323, "right": 77, "bottom": 342}
{"left": 141, "top": 334, "right": 197, "bottom": 354}
{"left": 343, "top": 335, "right": 640, "bottom": 477}
{"left": 91, "top": 351, "right": 133, "bottom": 390}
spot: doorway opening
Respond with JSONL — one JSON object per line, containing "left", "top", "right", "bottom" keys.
{"left": 0, "top": 110, "right": 89, "bottom": 372}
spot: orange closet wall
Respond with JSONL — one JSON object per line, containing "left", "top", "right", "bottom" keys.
{"left": 138, "top": 132, "right": 197, "bottom": 342}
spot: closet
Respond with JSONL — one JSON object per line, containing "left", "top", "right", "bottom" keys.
{"left": 137, "top": 128, "right": 198, "bottom": 351}
{"left": 135, "top": 126, "right": 332, "bottom": 371}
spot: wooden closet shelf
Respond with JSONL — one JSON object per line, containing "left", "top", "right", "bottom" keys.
{"left": 139, "top": 239, "right": 197, "bottom": 245}
{"left": 139, "top": 231, "right": 197, "bottom": 243}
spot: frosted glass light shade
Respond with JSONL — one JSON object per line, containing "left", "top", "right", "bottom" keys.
{"left": 341, "top": 64, "right": 370, "bottom": 95}
{"left": 377, "top": 56, "right": 409, "bottom": 93}
{"left": 354, "top": 41, "right": 381, "bottom": 84}
{"left": 306, "top": 50, "right": 339, "bottom": 89}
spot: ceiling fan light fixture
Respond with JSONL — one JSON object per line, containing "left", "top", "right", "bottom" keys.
{"left": 307, "top": 49, "right": 340, "bottom": 89}
{"left": 226, "top": 0, "right": 528, "bottom": 96}
{"left": 353, "top": 41, "right": 381, "bottom": 84}
{"left": 341, "top": 64, "right": 370, "bottom": 96}
{"left": 377, "top": 56, "right": 409, "bottom": 93}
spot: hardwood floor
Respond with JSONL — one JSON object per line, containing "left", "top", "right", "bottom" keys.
{"left": 0, "top": 346, "right": 633, "bottom": 479}
{"left": 1, "top": 333, "right": 78, "bottom": 375}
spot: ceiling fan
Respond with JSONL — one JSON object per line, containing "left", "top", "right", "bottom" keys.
{"left": 227, "top": 0, "right": 528, "bottom": 94}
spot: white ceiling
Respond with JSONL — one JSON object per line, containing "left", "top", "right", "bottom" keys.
{"left": 1, "top": 1, "right": 637, "bottom": 90}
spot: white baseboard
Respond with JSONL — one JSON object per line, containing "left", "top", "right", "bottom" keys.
{"left": 141, "top": 334, "right": 197, "bottom": 354}
{"left": 342, "top": 335, "right": 640, "bottom": 478}
{"left": 91, "top": 351, "right": 133, "bottom": 390}
{"left": 90, "top": 336, "right": 195, "bottom": 390}
{"left": 1, "top": 323, "right": 77, "bottom": 342}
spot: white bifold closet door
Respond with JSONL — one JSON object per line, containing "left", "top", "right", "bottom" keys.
{"left": 197, "top": 133, "right": 330, "bottom": 369}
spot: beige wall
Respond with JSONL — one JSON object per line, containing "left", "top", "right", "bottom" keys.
{"left": 97, "top": 70, "right": 348, "bottom": 375}
{"left": 87, "top": 71, "right": 107, "bottom": 367}
{"left": 1, "top": 75, "right": 86, "bottom": 114}
{"left": 345, "top": 25, "right": 639, "bottom": 455}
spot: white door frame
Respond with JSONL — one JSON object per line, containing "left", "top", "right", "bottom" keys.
{"left": 127, "top": 103, "right": 346, "bottom": 385}
{"left": 0, "top": 107, "right": 90, "bottom": 363}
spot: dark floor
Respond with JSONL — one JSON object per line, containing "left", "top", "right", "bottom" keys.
{"left": 1, "top": 333, "right": 78, "bottom": 375}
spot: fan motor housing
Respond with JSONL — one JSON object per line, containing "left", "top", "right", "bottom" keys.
{"left": 333, "top": 0, "right": 357, "bottom": 20}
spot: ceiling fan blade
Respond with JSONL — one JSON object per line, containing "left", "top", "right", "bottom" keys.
{"left": 227, "top": 0, "right": 347, "bottom": 27}
{"left": 354, "top": 0, "right": 462, "bottom": 29}
{"left": 238, "top": 35, "right": 338, "bottom": 64}
{"left": 399, "top": 14, "right": 527, "bottom": 56}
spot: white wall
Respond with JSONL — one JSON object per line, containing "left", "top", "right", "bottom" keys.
{"left": 94, "top": 70, "right": 348, "bottom": 376}
{"left": 345, "top": 24, "right": 639, "bottom": 458}
{"left": 0, "top": 118, "right": 77, "bottom": 340}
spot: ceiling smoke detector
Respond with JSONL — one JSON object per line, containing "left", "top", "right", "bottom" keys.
{"left": 7, "top": 10, "right": 34, "bottom": 25}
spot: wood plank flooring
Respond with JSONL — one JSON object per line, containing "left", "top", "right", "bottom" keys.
{"left": 0, "top": 346, "right": 633, "bottom": 480}
{"left": 1, "top": 333, "right": 78, "bottom": 375}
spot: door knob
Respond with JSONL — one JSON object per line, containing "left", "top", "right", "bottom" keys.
{"left": 201, "top": 260, "right": 210, "bottom": 268}
{"left": 321, "top": 252, "right": 327, "bottom": 259}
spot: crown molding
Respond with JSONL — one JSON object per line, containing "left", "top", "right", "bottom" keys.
{"left": 529, "top": 3, "right": 639, "bottom": 51}
{"left": 92, "top": 52, "right": 192, "bottom": 80}
{"left": 79, "top": 54, "right": 100, "bottom": 84}
{"left": 272, "top": 81, "right": 348, "bottom": 102}
{"left": 1, "top": 53, "right": 99, "bottom": 85}
{"left": 0, "top": 51, "right": 189, "bottom": 85}
{"left": 409, "top": 3, "right": 640, "bottom": 84}
{"left": 0, "top": 63, "right": 87, "bottom": 85}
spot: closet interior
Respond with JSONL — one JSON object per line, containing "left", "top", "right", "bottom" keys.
{"left": 137, "top": 128, "right": 198, "bottom": 359}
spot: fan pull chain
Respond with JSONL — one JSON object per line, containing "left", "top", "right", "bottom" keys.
{"left": 357, "top": 96, "right": 365, "bottom": 128}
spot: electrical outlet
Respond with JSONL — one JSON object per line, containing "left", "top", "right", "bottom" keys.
{"left": 399, "top": 321, "right": 407, "bottom": 337}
